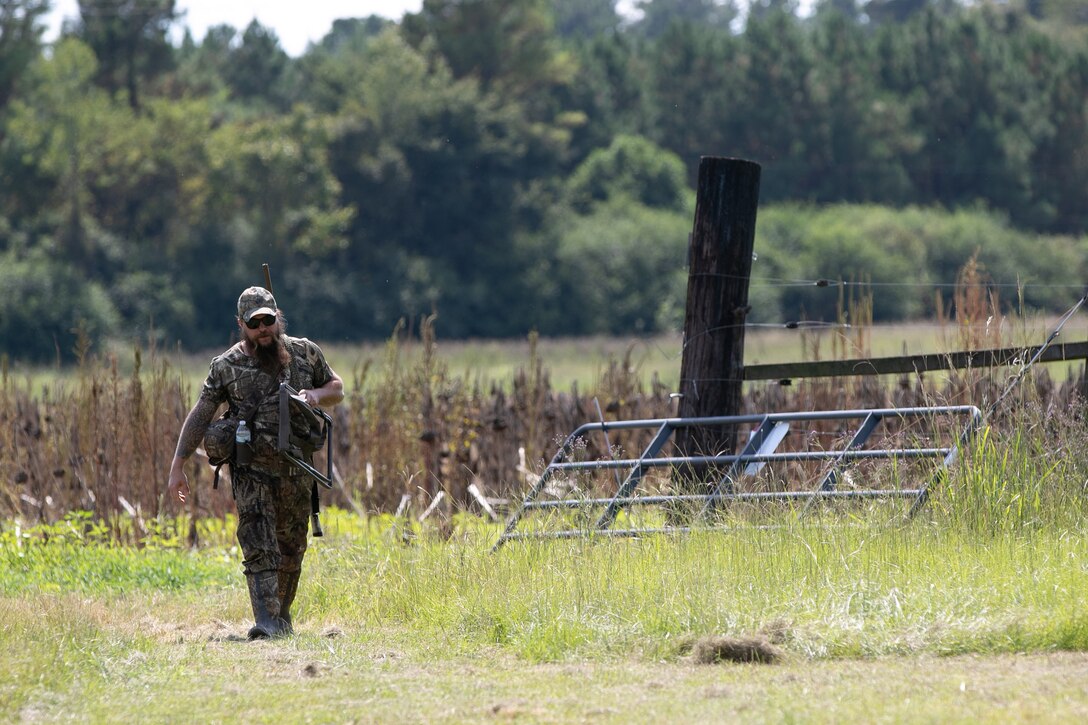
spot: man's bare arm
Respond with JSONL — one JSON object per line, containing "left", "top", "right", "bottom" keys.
{"left": 167, "top": 398, "right": 219, "bottom": 503}
{"left": 174, "top": 398, "right": 219, "bottom": 459}
{"left": 300, "top": 370, "right": 344, "bottom": 408}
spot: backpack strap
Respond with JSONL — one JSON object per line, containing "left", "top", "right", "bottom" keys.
{"left": 242, "top": 374, "right": 283, "bottom": 427}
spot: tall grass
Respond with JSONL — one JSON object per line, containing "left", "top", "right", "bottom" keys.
{"left": 369, "top": 525, "right": 1088, "bottom": 661}
{"left": 3, "top": 276, "right": 1087, "bottom": 537}
{"left": 5, "top": 463, "right": 1086, "bottom": 667}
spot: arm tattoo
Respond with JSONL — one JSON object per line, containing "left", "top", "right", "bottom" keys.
{"left": 174, "top": 398, "right": 218, "bottom": 459}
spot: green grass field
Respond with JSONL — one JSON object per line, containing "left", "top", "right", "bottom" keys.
{"left": 4, "top": 460, "right": 1088, "bottom": 723}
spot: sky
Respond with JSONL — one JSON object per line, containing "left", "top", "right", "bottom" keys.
{"left": 45, "top": 1, "right": 427, "bottom": 57}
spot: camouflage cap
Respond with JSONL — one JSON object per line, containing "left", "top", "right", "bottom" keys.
{"left": 237, "top": 286, "right": 278, "bottom": 322}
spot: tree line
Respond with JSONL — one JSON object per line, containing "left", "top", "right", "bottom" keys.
{"left": 1, "top": 0, "right": 1086, "bottom": 361}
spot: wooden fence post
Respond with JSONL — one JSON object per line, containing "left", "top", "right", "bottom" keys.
{"left": 674, "top": 157, "right": 761, "bottom": 476}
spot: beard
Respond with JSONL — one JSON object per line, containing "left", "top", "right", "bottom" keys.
{"left": 252, "top": 314, "right": 290, "bottom": 375}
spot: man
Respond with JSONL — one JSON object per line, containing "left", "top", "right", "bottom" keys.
{"left": 167, "top": 286, "right": 344, "bottom": 639}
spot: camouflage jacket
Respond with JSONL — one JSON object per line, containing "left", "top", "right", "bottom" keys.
{"left": 199, "top": 335, "right": 334, "bottom": 470}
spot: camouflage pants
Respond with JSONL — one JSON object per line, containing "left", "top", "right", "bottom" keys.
{"left": 231, "top": 464, "right": 311, "bottom": 576}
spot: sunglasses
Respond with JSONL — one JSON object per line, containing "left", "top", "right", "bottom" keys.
{"left": 245, "top": 314, "right": 278, "bottom": 330}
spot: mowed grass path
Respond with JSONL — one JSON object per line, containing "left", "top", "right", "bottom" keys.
{"left": 4, "top": 508, "right": 1088, "bottom": 723}
{"left": 7, "top": 611, "right": 1088, "bottom": 723}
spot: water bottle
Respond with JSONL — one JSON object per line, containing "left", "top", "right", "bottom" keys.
{"left": 235, "top": 419, "right": 253, "bottom": 465}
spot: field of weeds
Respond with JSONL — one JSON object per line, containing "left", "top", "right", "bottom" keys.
{"left": 4, "top": 302, "right": 1087, "bottom": 531}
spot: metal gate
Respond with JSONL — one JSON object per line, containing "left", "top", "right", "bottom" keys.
{"left": 492, "top": 406, "right": 981, "bottom": 550}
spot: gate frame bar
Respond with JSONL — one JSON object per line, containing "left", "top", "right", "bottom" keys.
{"left": 492, "top": 405, "right": 981, "bottom": 551}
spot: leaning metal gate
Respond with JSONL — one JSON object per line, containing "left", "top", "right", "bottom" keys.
{"left": 492, "top": 406, "right": 982, "bottom": 550}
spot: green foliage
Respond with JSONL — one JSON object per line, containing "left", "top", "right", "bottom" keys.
{"left": 1030, "top": 48, "right": 1088, "bottom": 231}
{"left": 403, "top": 0, "right": 575, "bottom": 98}
{"left": 563, "top": 32, "right": 651, "bottom": 160}
{"left": 0, "top": 247, "right": 119, "bottom": 361}
{"left": 0, "top": 511, "right": 235, "bottom": 595}
{"left": 109, "top": 271, "right": 196, "bottom": 343}
{"left": 551, "top": 0, "right": 621, "bottom": 39}
{"left": 566, "top": 134, "right": 689, "bottom": 213}
{"left": 304, "top": 26, "right": 570, "bottom": 338}
{"left": 930, "top": 404, "right": 1088, "bottom": 531}
{"left": 0, "top": 0, "right": 48, "bottom": 113}
{"left": 804, "top": 10, "right": 914, "bottom": 202}
{"left": 753, "top": 203, "right": 1087, "bottom": 323}
{"left": 546, "top": 196, "right": 690, "bottom": 335}
{"left": 205, "top": 107, "right": 353, "bottom": 264}
{"left": 222, "top": 20, "right": 289, "bottom": 105}
{"left": 72, "top": 0, "right": 179, "bottom": 109}
{"left": 5, "top": 39, "right": 110, "bottom": 253}
{"left": 877, "top": 8, "right": 1048, "bottom": 221}
{"left": 644, "top": 20, "right": 739, "bottom": 183}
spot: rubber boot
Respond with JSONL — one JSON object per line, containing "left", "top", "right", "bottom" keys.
{"left": 246, "top": 570, "right": 288, "bottom": 640}
{"left": 278, "top": 569, "right": 301, "bottom": 634}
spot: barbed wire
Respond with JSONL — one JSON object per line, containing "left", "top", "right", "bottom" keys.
{"left": 668, "top": 311, "right": 1087, "bottom": 342}
{"left": 664, "top": 290, "right": 1088, "bottom": 395}
{"left": 690, "top": 271, "right": 1086, "bottom": 290}
{"left": 980, "top": 289, "right": 1088, "bottom": 421}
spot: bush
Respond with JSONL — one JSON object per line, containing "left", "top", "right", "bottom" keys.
{"left": 566, "top": 134, "right": 690, "bottom": 214}
{"left": 754, "top": 204, "right": 1088, "bottom": 324}
{"left": 551, "top": 196, "right": 690, "bottom": 335}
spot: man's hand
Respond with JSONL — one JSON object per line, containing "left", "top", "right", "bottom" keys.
{"left": 168, "top": 458, "right": 190, "bottom": 503}
{"left": 299, "top": 372, "right": 344, "bottom": 408}
{"left": 168, "top": 398, "right": 219, "bottom": 504}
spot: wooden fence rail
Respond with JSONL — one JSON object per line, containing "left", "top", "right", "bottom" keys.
{"left": 742, "top": 341, "right": 1088, "bottom": 383}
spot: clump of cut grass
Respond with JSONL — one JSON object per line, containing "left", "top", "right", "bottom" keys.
{"left": 690, "top": 635, "right": 783, "bottom": 664}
